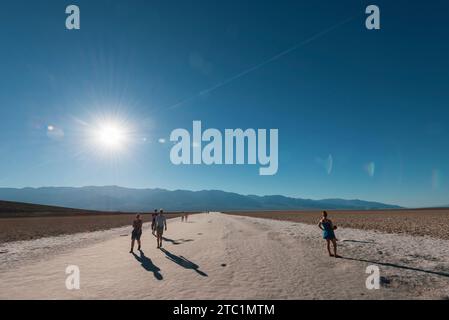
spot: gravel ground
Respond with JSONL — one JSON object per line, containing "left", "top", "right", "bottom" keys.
{"left": 225, "top": 209, "right": 449, "bottom": 240}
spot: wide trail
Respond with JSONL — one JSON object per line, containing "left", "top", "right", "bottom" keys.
{"left": 1, "top": 213, "right": 448, "bottom": 299}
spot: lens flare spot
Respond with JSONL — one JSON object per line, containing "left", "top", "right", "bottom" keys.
{"left": 364, "top": 162, "right": 375, "bottom": 177}
{"left": 316, "top": 154, "right": 333, "bottom": 175}
{"left": 46, "top": 125, "right": 64, "bottom": 141}
{"left": 431, "top": 169, "right": 440, "bottom": 189}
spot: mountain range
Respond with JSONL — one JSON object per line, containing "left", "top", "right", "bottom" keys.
{"left": 0, "top": 186, "right": 402, "bottom": 212}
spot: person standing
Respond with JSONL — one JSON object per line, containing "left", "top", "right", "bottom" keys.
{"left": 130, "top": 214, "right": 143, "bottom": 253}
{"left": 318, "top": 211, "right": 340, "bottom": 258}
{"left": 151, "top": 210, "right": 158, "bottom": 236}
{"left": 155, "top": 209, "right": 167, "bottom": 249}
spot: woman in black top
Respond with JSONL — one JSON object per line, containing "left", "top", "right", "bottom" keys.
{"left": 130, "top": 214, "right": 143, "bottom": 253}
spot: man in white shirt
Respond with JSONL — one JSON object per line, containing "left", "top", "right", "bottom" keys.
{"left": 155, "top": 209, "right": 167, "bottom": 248}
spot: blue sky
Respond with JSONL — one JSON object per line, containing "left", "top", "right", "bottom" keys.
{"left": 0, "top": 0, "right": 448, "bottom": 207}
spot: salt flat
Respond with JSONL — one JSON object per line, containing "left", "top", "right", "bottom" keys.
{"left": 1, "top": 213, "right": 448, "bottom": 299}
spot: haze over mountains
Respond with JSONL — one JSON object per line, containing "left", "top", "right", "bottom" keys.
{"left": 0, "top": 186, "right": 402, "bottom": 212}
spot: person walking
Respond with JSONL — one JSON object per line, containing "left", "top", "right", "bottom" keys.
{"left": 155, "top": 209, "right": 167, "bottom": 249}
{"left": 151, "top": 210, "right": 158, "bottom": 236}
{"left": 130, "top": 214, "right": 143, "bottom": 253}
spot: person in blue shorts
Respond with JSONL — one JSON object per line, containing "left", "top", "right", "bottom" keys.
{"left": 318, "top": 211, "right": 340, "bottom": 258}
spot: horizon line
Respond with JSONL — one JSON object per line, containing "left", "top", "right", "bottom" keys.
{"left": 0, "top": 184, "right": 428, "bottom": 209}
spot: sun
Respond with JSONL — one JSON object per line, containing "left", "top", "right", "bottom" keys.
{"left": 94, "top": 121, "right": 128, "bottom": 151}
{"left": 78, "top": 111, "right": 139, "bottom": 159}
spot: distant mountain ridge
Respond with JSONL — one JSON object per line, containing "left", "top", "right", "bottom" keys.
{"left": 0, "top": 186, "right": 402, "bottom": 212}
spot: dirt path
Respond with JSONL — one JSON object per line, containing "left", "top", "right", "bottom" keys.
{"left": 1, "top": 213, "right": 448, "bottom": 299}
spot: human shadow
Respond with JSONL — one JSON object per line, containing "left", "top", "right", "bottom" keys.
{"left": 342, "top": 256, "right": 449, "bottom": 278}
{"left": 341, "top": 239, "right": 375, "bottom": 244}
{"left": 132, "top": 250, "right": 163, "bottom": 280}
{"left": 160, "top": 248, "right": 208, "bottom": 277}
{"left": 162, "top": 237, "right": 194, "bottom": 245}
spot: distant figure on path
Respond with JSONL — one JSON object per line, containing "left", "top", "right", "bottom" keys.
{"left": 155, "top": 209, "right": 167, "bottom": 249}
{"left": 318, "top": 211, "right": 340, "bottom": 258}
{"left": 151, "top": 210, "right": 158, "bottom": 236}
{"left": 130, "top": 214, "right": 143, "bottom": 253}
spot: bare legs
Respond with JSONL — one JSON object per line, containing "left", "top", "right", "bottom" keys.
{"left": 130, "top": 239, "right": 141, "bottom": 253}
{"left": 332, "top": 239, "right": 340, "bottom": 258}
{"left": 326, "top": 239, "right": 339, "bottom": 257}
{"left": 156, "top": 233, "right": 163, "bottom": 248}
{"left": 326, "top": 239, "right": 333, "bottom": 256}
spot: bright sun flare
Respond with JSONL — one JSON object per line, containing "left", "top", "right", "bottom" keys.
{"left": 95, "top": 122, "right": 127, "bottom": 150}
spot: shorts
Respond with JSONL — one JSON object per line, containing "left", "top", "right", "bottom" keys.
{"left": 156, "top": 227, "right": 164, "bottom": 236}
{"left": 132, "top": 230, "right": 142, "bottom": 241}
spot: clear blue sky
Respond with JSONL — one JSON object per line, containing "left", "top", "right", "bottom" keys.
{"left": 0, "top": 0, "right": 448, "bottom": 207}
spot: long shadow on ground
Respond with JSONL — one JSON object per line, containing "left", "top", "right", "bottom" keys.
{"left": 162, "top": 237, "right": 194, "bottom": 245}
{"left": 160, "top": 248, "right": 208, "bottom": 277}
{"left": 132, "top": 250, "right": 163, "bottom": 280}
{"left": 342, "top": 256, "right": 449, "bottom": 278}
